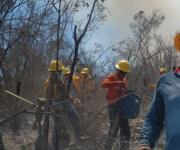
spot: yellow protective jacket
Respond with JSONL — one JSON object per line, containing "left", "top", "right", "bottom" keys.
{"left": 72, "top": 75, "right": 81, "bottom": 97}
{"left": 79, "top": 76, "right": 96, "bottom": 100}
{"left": 68, "top": 75, "right": 96, "bottom": 100}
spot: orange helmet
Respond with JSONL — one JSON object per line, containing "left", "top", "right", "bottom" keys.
{"left": 174, "top": 33, "right": 180, "bottom": 52}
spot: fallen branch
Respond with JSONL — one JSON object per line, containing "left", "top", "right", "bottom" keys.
{"left": 0, "top": 105, "right": 35, "bottom": 126}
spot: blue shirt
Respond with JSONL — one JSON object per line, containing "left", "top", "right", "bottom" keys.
{"left": 140, "top": 71, "right": 180, "bottom": 150}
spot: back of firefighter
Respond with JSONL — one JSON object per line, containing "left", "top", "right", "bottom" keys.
{"left": 79, "top": 68, "right": 91, "bottom": 101}
{"left": 101, "top": 60, "right": 131, "bottom": 150}
{"left": 44, "top": 60, "right": 80, "bottom": 150}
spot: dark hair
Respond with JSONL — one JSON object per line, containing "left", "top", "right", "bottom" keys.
{"left": 118, "top": 69, "right": 127, "bottom": 75}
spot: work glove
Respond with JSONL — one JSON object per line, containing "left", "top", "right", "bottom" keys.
{"left": 138, "top": 146, "right": 151, "bottom": 150}
{"left": 38, "top": 98, "right": 47, "bottom": 102}
{"left": 37, "top": 98, "right": 47, "bottom": 106}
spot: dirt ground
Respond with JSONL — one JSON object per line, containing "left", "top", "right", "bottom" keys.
{"left": 1, "top": 115, "right": 165, "bottom": 150}
{"left": 1, "top": 89, "right": 165, "bottom": 150}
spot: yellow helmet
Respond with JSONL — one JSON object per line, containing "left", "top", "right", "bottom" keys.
{"left": 48, "top": 60, "right": 64, "bottom": 72}
{"left": 63, "top": 67, "right": 71, "bottom": 75}
{"left": 174, "top": 33, "right": 180, "bottom": 52}
{"left": 115, "top": 60, "right": 130, "bottom": 73}
{"left": 160, "top": 67, "right": 167, "bottom": 74}
{"left": 81, "top": 68, "right": 89, "bottom": 75}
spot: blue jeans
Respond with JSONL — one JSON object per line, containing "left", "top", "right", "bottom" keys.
{"left": 62, "top": 100, "right": 80, "bottom": 140}
{"left": 52, "top": 100, "right": 80, "bottom": 150}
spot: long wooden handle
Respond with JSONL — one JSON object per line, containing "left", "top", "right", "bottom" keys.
{"left": 5, "top": 90, "right": 34, "bottom": 105}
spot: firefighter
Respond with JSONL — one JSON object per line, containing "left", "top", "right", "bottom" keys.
{"left": 101, "top": 60, "right": 131, "bottom": 150}
{"left": 80, "top": 68, "right": 91, "bottom": 101}
{"left": 43, "top": 60, "right": 81, "bottom": 149}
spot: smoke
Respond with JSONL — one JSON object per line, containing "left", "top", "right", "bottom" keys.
{"left": 86, "top": 0, "right": 180, "bottom": 51}
{"left": 105, "top": 0, "right": 180, "bottom": 36}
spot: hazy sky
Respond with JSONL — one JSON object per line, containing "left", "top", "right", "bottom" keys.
{"left": 86, "top": 0, "right": 180, "bottom": 49}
